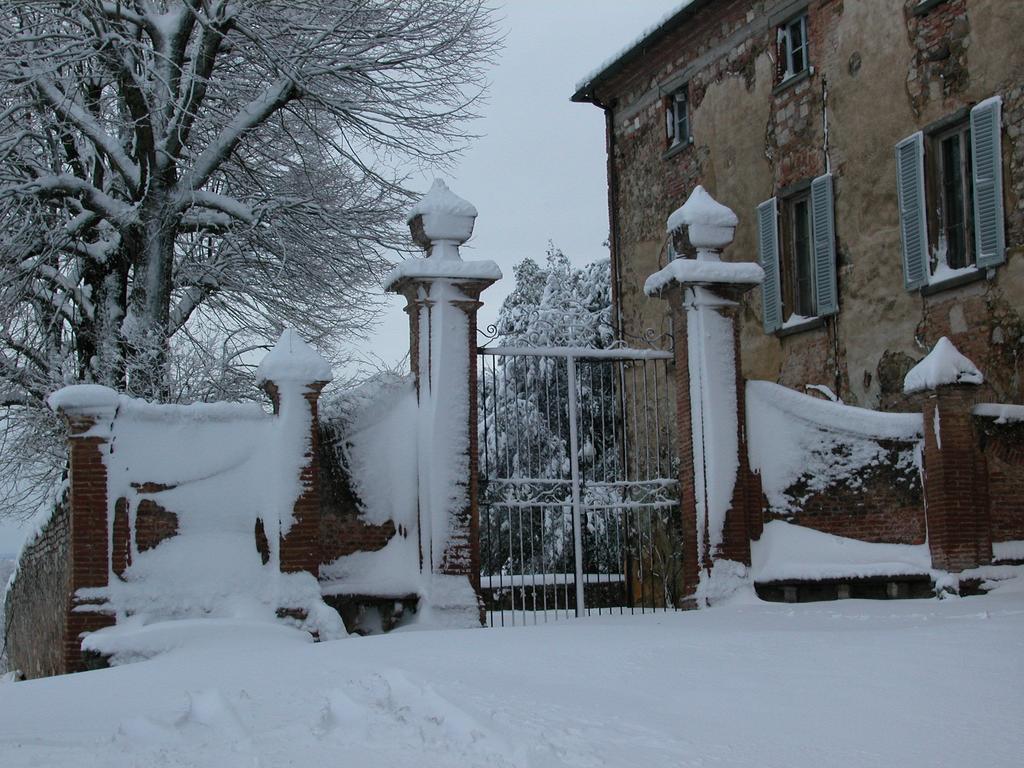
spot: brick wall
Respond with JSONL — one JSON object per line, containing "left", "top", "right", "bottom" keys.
{"left": 765, "top": 439, "right": 926, "bottom": 544}
{"left": 976, "top": 415, "right": 1024, "bottom": 547}
{"left": 318, "top": 417, "right": 398, "bottom": 564}
{"left": 3, "top": 497, "right": 70, "bottom": 679}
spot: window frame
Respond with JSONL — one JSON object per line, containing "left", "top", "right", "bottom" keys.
{"left": 926, "top": 119, "right": 975, "bottom": 272}
{"left": 666, "top": 85, "right": 691, "bottom": 149}
{"left": 778, "top": 13, "right": 810, "bottom": 83}
{"left": 779, "top": 184, "right": 817, "bottom": 320}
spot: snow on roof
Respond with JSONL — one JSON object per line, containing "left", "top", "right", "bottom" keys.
{"left": 255, "top": 328, "right": 333, "bottom": 384}
{"left": 573, "top": 0, "right": 700, "bottom": 95}
{"left": 47, "top": 384, "right": 120, "bottom": 412}
{"left": 384, "top": 257, "right": 502, "bottom": 291}
{"left": 407, "top": 179, "right": 477, "bottom": 224}
{"left": 644, "top": 259, "right": 763, "bottom": 295}
{"left": 903, "top": 337, "right": 983, "bottom": 393}
{"left": 666, "top": 185, "right": 738, "bottom": 232}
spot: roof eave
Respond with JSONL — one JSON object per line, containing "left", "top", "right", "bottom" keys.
{"left": 570, "top": 0, "right": 714, "bottom": 106}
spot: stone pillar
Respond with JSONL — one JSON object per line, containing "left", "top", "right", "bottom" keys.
{"left": 256, "top": 329, "right": 333, "bottom": 579}
{"left": 385, "top": 180, "right": 501, "bottom": 625}
{"left": 48, "top": 385, "right": 120, "bottom": 671}
{"left": 645, "top": 187, "right": 764, "bottom": 606}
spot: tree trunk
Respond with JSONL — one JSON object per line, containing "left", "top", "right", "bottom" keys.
{"left": 78, "top": 254, "right": 129, "bottom": 388}
{"left": 124, "top": 170, "right": 178, "bottom": 399}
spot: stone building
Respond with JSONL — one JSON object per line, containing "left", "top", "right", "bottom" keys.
{"left": 572, "top": 0, "right": 1023, "bottom": 410}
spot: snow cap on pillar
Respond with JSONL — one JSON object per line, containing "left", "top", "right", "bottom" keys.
{"left": 384, "top": 179, "right": 501, "bottom": 291}
{"left": 408, "top": 179, "right": 478, "bottom": 260}
{"left": 47, "top": 384, "right": 121, "bottom": 414}
{"left": 903, "top": 336, "right": 983, "bottom": 393}
{"left": 667, "top": 185, "right": 738, "bottom": 261}
{"left": 256, "top": 328, "right": 333, "bottom": 385}
{"left": 644, "top": 187, "right": 760, "bottom": 296}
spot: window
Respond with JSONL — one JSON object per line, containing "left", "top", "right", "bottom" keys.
{"left": 777, "top": 13, "right": 809, "bottom": 81}
{"left": 757, "top": 174, "right": 838, "bottom": 333}
{"left": 931, "top": 121, "right": 973, "bottom": 269}
{"left": 896, "top": 97, "right": 1005, "bottom": 291}
{"left": 785, "top": 190, "right": 816, "bottom": 316}
{"left": 665, "top": 86, "right": 690, "bottom": 148}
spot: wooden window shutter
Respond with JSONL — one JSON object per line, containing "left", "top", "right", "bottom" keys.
{"left": 971, "top": 97, "right": 1006, "bottom": 269}
{"left": 757, "top": 198, "right": 783, "bottom": 333}
{"left": 895, "top": 132, "right": 929, "bottom": 290}
{"left": 810, "top": 173, "right": 838, "bottom": 316}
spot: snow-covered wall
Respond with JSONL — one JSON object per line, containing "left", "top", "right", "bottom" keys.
{"left": 747, "top": 381, "right": 926, "bottom": 545}
{"left": 16, "top": 332, "right": 346, "bottom": 673}
{"left": 318, "top": 374, "right": 421, "bottom": 600}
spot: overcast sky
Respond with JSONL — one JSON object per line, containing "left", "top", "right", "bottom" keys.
{"left": 0, "top": 1, "right": 682, "bottom": 555}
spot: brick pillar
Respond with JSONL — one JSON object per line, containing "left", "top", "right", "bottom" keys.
{"left": 257, "top": 329, "right": 333, "bottom": 582}
{"left": 50, "top": 386, "right": 120, "bottom": 672}
{"left": 390, "top": 277, "right": 495, "bottom": 586}
{"left": 385, "top": 180, "right": 501, "bottom": 625}
{"left": 645, "top": 186, "right": 763, "bottom": 606}
{"left": 667, "top": 291, "right": 701, "bottom": 605}
{"left": 921, "top": 385, "right": 993, "bottom": 571}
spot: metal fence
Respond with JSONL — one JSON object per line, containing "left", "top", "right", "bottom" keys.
{"left": 477, "top": 346, "right": 683, "bottom": 626}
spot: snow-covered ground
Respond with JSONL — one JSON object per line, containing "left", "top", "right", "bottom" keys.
{"left": 2, "top": 582, "right": 1022, "bottom": 768}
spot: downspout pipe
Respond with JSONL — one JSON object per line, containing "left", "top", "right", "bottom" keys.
{"left": 590, "top": 93, "right": 625, "bottom": 341}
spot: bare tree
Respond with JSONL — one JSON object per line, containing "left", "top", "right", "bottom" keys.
{"left": 0, "top": 0, "right": 498, "bottom": 516}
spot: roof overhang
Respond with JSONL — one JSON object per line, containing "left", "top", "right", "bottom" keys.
{"left": 571, "top": 0, "right": 715, "bottom": 105}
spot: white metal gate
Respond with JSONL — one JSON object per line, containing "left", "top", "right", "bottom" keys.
{"left": 477, "top": 344, "right": 683, "bottom": 626}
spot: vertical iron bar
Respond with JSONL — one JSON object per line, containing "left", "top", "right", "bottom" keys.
{"left": 652, "top": 361, "right": 664, "bottom": 479}
{"left": 567, "top": 354, "right": 585, "bottom": 617}
{"left": 638, "top": 364, "right": 647, "bottom": 483}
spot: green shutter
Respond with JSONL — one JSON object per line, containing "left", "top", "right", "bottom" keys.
{"left": 810, "top": 173, "right": 838, "bottom": 316}
{"left": 757, "top": 198, "right": 782, "bottom": 333}
{"left": 971, "top": 97, "right": 1005, "bottom": 269}
{"left": 895, "top": 132, "right": 929, "bottom": 290}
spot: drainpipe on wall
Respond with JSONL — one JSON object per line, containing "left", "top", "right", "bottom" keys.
{"left": 592, "top": 94, "right": 625, "bottom": 341}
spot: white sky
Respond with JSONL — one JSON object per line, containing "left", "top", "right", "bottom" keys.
{"left": 0, "top": 1, "right": 682, "bottom": 556}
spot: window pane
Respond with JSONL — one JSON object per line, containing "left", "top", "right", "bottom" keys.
{"left": 941, "top": 134, "right": 967, "bottom": 268}
{"left": 793, "top": 199, "right": 814, "bottom": 315}
{"left": 789, "top": 19, "right": 805, "bottom": 74}
{"left": 674, "top": 92, "right": 688, "bottom": 143}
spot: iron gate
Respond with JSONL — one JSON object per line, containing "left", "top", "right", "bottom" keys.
{"left": 477, "top": 345, "right": 683, "bottom": 626}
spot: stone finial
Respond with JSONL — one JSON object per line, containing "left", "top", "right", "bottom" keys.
{"left": 256, "top": 328, "right": 333, "bottom": 386}
{"left": 407, "top": 179, "right": 477, "bottom": 261}
{"left": 666, "top": 186, "right": 738, "bottom": 261}
{"left": 903, "top": 337, "right": 984, "bottom": 394}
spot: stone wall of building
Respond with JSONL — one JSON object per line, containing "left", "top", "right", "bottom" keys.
{"left": 589, "top": 0, "right": 1024, "bottom": 410}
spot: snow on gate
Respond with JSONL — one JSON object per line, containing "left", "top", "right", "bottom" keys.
{"left": 477, "top": 343, "right": 683, "bottom": 625}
